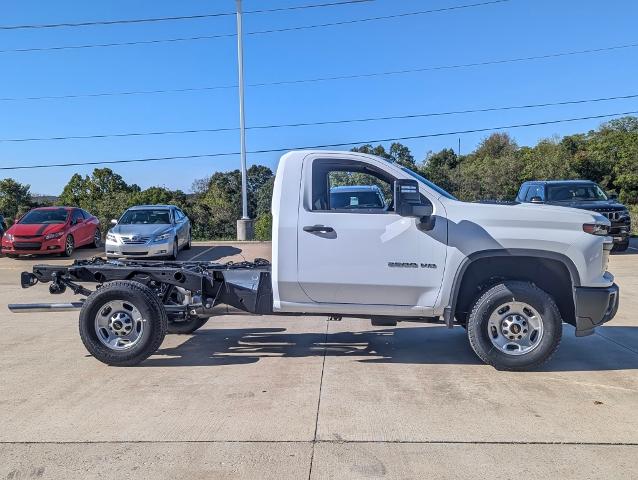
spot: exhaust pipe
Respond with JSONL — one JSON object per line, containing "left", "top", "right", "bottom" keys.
{"left": 8, "top": 302, "right": 84, "bottom": 313}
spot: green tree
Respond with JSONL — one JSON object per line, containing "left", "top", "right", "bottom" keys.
{"left": 0, "top": 178, "right": 32, "bottom": 224}
{"left": 420, "top": 148, "right": 458, "bottom": 193}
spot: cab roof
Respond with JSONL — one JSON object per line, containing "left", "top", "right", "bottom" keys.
{"left": 522, "top": 180, "right": 596, "bottom": 185}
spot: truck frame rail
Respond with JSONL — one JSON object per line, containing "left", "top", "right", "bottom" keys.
{"left": 13, "top": 257, "right": 274, "bottom": 319}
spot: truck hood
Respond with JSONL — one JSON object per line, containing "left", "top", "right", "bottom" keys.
{"left": 111, "top": 224, "right": 172, "bottom": 237}
{"left": 7, "top": 223, "right": 67, "bottom": 237}
{"left": 544, "top": 199, "right": 627, "bottom": 211}
{"left": 440, "top": 199, "right": 609, "bottom": 254}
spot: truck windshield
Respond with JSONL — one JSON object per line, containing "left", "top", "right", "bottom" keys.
{"left": 399, "top": 166, "right": 457, "bottom": 200}
{"left": 119, "top": 209, "right": 171, "bottom": 225}
{"left": 547, "top": 184, "right": 608, "bottom": 202}
{"left": 19, "top": 209, "right": 68, "bottom": 224}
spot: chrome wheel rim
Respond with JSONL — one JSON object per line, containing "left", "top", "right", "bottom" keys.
{"left": 94, "top": 300, "right": 145, "bottom": 350}
{"left": 65, "top": 236, "right": 73, "bottom": 255}
{"left": 94, "top": 229, "right": 101, "bottom": 246}
{"left": 487, "top": 301, "right": 544, "bottom": 356}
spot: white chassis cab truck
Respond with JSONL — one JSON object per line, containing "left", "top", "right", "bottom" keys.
{"left": 10, "top": 150, "right": 619, "bottom": 370}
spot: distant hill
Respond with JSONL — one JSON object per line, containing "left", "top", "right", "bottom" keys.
{"left": 32, "top": 195, "right": 59, "bottom": 206}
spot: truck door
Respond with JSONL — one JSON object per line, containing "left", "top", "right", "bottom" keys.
{"left": 296, "top": 155, "right": 447, "bottom": 307}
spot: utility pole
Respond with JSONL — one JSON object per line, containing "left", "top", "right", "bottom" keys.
{"left": 235, "top": 0, "right": 253, "bottom": 240}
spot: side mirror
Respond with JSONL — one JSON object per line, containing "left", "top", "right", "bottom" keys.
{"left": 394, "top": 179, "right": 434, "bottom": 221}
{"left": 530, "top": 196, "right": 544, "bottom": 204}
{"left": 609, "top": 193, "right": 618, "bottom": 200}
{"left": 110, "top": 219, "right": 118, "bottom": 226}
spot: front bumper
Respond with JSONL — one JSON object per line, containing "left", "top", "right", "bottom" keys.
{"left": 2, "top": 236, "right": 65, "bottom": 255}
{"left": 574, "top": 283, "right": 619, "bottom": 336}
{"left": 105, "top": 239, "right": 172, "bottom": 258}
{"left": 608, "top": 220, "right": 630, "bottom": 244}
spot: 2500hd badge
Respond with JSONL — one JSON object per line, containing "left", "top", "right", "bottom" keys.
{"left": 388, "top": 262, "right": 437, "bottom": 269}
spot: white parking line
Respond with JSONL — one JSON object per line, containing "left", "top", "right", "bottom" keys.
{"left": 185, "top": 246, "right": 216, "bottom": 261}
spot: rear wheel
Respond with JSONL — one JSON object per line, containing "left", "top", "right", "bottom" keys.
{"left": 79, "top": 280, "right": 167, "bottom": 366}
{"left": 92, "top": 228, "right": 102, "bottom": 248}
{"left": 167, "top": 316, "right": 209, "bottom": 334}
{"left": 467, "top": 281, "right": 562, "bottom": 371}
{"left": 62, "top": 235, "right": 74, "bottom": 257}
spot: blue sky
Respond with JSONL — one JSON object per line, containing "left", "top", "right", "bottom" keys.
{"left": 1, "top": 0, "right": 637, "bottom": 195}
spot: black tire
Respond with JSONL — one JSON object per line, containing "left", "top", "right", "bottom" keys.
{"left": 611, "top": 241, "right": 629, "bottom": 253}
{"left": 79, "top": 280, "right": 167, "bottom": 366}
{"left": 92, "top": 228, "right": 102, "bottom": 248}
{"left": 168, "top": 238, "right": 178, "bottom": 260}
{"left": 184, "top": 230, "right": 192, "bottom": 250}
{"left": 167, "top": 316, "right": 209, "bottom": 334}
{"left": 62, "top": 235, "right": 74, "bottom": 257}
{"left": 467, "top": 281, "right": 562, "bottom": 371}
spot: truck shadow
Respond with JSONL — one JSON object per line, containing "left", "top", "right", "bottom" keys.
{"left": 141, "top": 324, "right": 638, "bottom": 372}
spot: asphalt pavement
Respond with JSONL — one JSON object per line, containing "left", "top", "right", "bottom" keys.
{"left": 0, "top": 240, "right": 637, "bottom": 479}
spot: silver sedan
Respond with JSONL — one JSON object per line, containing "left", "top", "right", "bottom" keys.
{"left": 105, "top": 205, "right": 191, "bottom": 259}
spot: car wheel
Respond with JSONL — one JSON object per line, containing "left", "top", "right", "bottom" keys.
{"left": 92, "top": 228, "right": 102, "bottom": 248}
{"left": 62, "top": 235, "right": 74, "bottom": 257}
{"left": 78, "top": 280, "right": 167, "bottom": 366}
{"left": 169, "top": 238, "right": 178, "bottom": 260}
{"left": 467, "top": 281, "right": 562, "bottom": 371}
{"left": 611, "top": 241, "right": 629, "bottom": 253}
{"left": 167, "top": 316, "right": 209, "bottom": 334}
{"left": 184, "top": 230, "right": 192, "bottom": 250}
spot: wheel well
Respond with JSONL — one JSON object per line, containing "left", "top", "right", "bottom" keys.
{"left": 454, "top": 256, "right": 575, "bottom": 326}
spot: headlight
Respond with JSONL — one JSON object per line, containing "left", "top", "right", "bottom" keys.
{"left": 44, "top": 231, "right": 64, "bottom": 240}
{"left": 582, "top": 223, "right": 610, "bottom": 236}
{"left": 154, "top": 232, "right": 171, "bottom": 242}
{"left": 4, "top": 233, "right": 13, "bottom": 241}
{"left": 106, "top": 232, "right": 117, "bottom": 242}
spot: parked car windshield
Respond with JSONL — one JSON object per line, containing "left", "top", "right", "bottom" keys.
{"left": 400, "top": 166, "right": 457, "bottom": 200}
{"left": 19, "top": 208, "right": 68, "bottom": 224}
{"left": 330, "top": 190, "right": 385, "bottom": 209}
{"left": 119, "top": 209, "right": 171, "bottom": 225}
{"left": 547, "top": 184, "right": 608, "bottom": 202}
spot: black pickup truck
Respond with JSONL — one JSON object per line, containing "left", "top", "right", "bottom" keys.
{"left": 516, "top": 180, "right": 631, "bottom": 252}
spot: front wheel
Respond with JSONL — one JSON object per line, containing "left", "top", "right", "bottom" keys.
{"left": 62, "top": 235, "right": 74, "bottom": 257}
{"left": 612, "top": 241, "right": 629, "bottom": 253}
{"left": 168, "top": 238, "right": 178, "bottom": 260}
{"left": 467, "top": 281, "right": 562, "bottom": 371}
{"left": 79, "top": 280, "right": 167, "bottom": 366}
{"left": 183, "top": 230, "right": 192, "bottom": 250}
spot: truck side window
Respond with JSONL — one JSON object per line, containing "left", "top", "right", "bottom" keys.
{"left": 525, "top": 185, "right": 545, "bottom": 201}
{"left": 311, "top": 159, "right": 394, "bottom": 213}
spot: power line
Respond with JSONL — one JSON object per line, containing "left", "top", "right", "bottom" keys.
{"left": 0, "top": 1, "right": 509, "bottom": 53}
{"left": 2, "top": 93, "right": 637, "bottom": 143}
{"left": 0, "top": 1, "right": 374, "bottom": 30}
{"left": 1, "top": 110, "right": 636, "bottom": 171}
{"left": 2, "top": 41, "right": 636, "bottom": 101}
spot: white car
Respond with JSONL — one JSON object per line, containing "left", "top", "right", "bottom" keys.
{"left": 105, "top": 205, "right": 191, "bottom": 259}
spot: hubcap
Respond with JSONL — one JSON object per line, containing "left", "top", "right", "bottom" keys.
{"left": 94, "top": 300, "right": 145, "bottom": 350}
{"left": 487, "top": 301, "right": 544, "bottom": 356}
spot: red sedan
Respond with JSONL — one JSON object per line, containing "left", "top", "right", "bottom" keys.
{"left": 2, "top": 207, "right": 101, "bottom": 257}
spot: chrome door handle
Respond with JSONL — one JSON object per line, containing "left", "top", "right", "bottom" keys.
{"left": 303, "top": 225, "right": 334, "bottom": 233}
